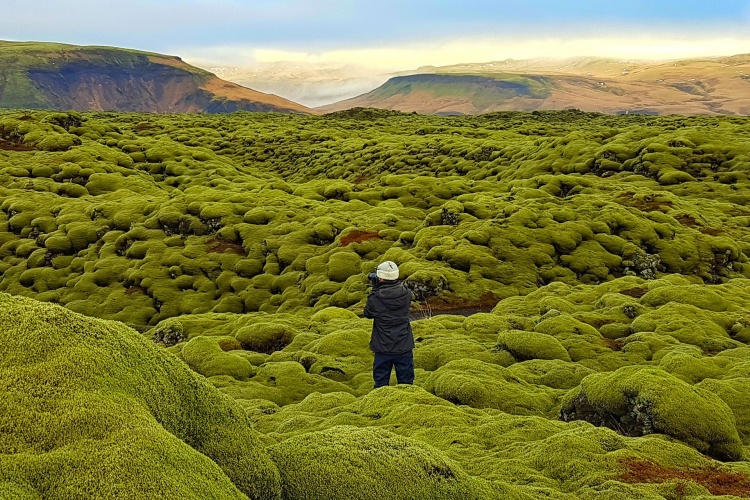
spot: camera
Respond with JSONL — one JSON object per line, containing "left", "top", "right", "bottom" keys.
{"left": 367, "top": 272, "right": 379, "bottom": 286}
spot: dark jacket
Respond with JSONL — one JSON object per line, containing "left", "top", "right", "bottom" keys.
{"left": 364, "top": 280, "right": 414, "bottom": 354}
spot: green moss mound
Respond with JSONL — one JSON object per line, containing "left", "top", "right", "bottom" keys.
{"left": 0, "top": 293, "right": 280, "bottom": 499}
{"left": 560, "top": 366, "right": 743, "bottom": 461}
{"left": 235, "top": 322, "right": 297, "bottom": 354}
{"left": 496, "top": 330, "right": 571, "bottom": 362}
{"left": 181, "top": 335, "right": 256, "bottom": 380}
{"left": 269, "top": 425, "right": 503, "bottom": 500}
{"left": 425, "top": 359, "right": 561, "bottom": 416}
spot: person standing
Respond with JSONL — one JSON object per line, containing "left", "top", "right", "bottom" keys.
{"left": 364, "top": 261, "right": 415, "bottom": 388}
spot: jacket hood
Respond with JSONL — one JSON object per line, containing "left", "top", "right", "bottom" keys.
{"left": 375, "top": 281, "right": 411, "bottom": 310}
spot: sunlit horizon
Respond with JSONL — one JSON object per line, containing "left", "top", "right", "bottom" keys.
{"left": 181, "top": 34, "right": 750, "bottom": 73}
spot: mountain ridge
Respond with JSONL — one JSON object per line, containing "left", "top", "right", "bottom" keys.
{"left": 318, "top": 54, "right": 750, "bottom": 115}
{"left": 0, "top": 41, "right": 312, "bottom": 114}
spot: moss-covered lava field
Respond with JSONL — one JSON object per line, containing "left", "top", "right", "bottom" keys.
{"left": 2, "top": 108, "right": 750, "bottom": 498}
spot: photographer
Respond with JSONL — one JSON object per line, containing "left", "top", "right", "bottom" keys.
{"left": 364, "top": 261, "right": 415, "bottom": 388}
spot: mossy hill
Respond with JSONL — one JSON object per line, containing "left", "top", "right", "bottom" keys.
{"left": 0, "top": 293, "right": 280, "bottom": 499}
{"left": 2, "top": 108, "right": 750, "bottom": 498}
{"left": 0, "top": 41, "right": 311, "bottom": 113}
{"left": 319, "top": 54, "right": 750, "bottom": 115}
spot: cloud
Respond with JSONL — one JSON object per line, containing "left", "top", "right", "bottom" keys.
{"left": 181, "top": 34, "right": 750, "bottom": 72}
{"left": 6, "top": 1, "right": 750, "bottom": 67}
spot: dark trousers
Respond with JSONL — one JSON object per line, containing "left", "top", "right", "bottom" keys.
{"left": 373, "top": 350, "right": 414, "bottom": 388}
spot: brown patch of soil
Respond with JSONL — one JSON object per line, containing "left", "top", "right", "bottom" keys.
{"left": 340, "top": 230, "right": 381, "bottom": 246}
{"left": 620, "top": 287, "right": 648, "bottom": 298}
{"left": 619, "top": 459, "right": 750, "bottom": 497}
{"left": 0, "top": 138, "right": 35, "bottom": 151}
{"left": 125, "top": 286, "right": 145, "bottom": 296}
{"left": 676, "top": 214, "right": 699, "bottom": 227}
{"left": 207, "top": 238, "right": 246, "bottom": 255}
{"left": 616, "top": 192, "right": 673, "bottom": 211}
{"left": 699, "top": 227, "right": 724, "bottom": 236}
{"left": 602, "top": 338, "right": 622, "bottom": 351}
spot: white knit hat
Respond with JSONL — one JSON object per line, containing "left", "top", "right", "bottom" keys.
{"left": 376, "top": 261, "right": 399, "bottom": 280}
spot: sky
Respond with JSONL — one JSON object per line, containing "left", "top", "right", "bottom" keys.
{"left": 4, "top": 0, "right": 750, "bottom": 71}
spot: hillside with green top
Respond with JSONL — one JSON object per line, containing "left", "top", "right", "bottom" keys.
{"left": 319, "top": 54, "right": 750, "bottom": 115}
{"left": 2, "top": 108, "right": 750, "bottom": 498}
{"left": 0, "top": 41, "right": 311, "bottom": 113}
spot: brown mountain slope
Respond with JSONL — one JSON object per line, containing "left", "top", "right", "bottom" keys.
{"left": 0, "top": 41, "right": 311, "bottom": 114}
{"left": 318, "top": 55, "right": 750, "bottom": 115}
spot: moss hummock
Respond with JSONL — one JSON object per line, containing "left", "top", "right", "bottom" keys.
{"left": 0, "top": 293, "right": 280, "bottom": 499}
{"left": 560, "top": 366, "right": 743, "bottom": 461}
{"left": 269, "top": 425, "right": 504, "bottom": 499}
